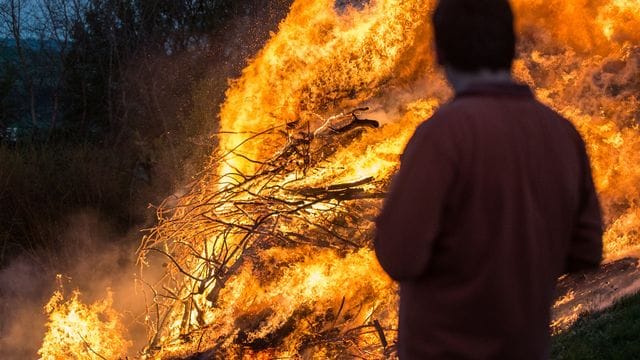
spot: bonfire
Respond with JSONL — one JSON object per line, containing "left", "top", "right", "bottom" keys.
{"left": 39, "top": 0, "right": 640, "bottom": 359}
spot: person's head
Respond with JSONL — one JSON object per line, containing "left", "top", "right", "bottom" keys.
{"left": 433, "top": 0, "right": 516, "bottom": 73}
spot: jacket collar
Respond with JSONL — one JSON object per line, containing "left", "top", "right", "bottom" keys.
{"left": 455, "top": 82, "right": 534, "bottom": 99}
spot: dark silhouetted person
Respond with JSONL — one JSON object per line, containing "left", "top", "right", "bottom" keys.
{"left": 374, "top": 0, "right": 603, "bottom": 359}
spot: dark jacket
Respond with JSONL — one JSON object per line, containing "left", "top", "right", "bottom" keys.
{"left": 374, "top": 83, "right": 603, "bottom": 359}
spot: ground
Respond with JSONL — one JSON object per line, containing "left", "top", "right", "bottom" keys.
{"left": 551, "top": 250, "right": 640, "bottom": 359}
{"left": 552, "top": 288, "right": 640, "bottom": 359}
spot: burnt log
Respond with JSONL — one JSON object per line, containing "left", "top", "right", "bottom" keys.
{"left": 291, "top": 177, "right": 385, "bottom": 200}
{"left": 314, "top": 107, "right": 379, "bottom": 137}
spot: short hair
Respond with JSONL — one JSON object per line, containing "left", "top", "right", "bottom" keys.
{"left": 433, "top": 0, "right": 516, "bottom": 72}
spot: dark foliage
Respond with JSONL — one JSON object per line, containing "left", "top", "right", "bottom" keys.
{"left": 0, "top": 0, "right": 294, "bottom": 270}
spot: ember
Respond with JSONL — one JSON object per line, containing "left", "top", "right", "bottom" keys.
{"left": 39, "top": 0, "right": 640, "bottom": 358}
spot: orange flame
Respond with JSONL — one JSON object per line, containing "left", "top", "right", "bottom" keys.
{"left": 38, "top": 277, "right": 131, "bottom": 359}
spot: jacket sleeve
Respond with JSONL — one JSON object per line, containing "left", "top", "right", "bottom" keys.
{"left": 565, "top": 139, "right": 603, "bottom": 273}
{"left": 374, "top": 120, "right": 456, "bottom": 281}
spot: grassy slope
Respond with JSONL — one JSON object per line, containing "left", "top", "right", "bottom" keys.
{"left": 551, "top": 292, "right": 640, "bottom": 359}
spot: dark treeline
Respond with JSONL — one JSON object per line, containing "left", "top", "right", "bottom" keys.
{"left": 0, "top": 0, "right": 293, "bottom": 270}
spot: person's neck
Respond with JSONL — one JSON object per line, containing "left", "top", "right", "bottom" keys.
{"left": 445, "top": 67, "right": 513, "bottom": 94}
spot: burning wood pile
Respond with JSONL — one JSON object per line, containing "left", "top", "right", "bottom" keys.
{"left": 138, "top": 107, "right": 393, "bottom": 357}
{"left": 131, "top": 1, "right": 440, "bottom": 356}
{"left": 37, "top": 0, "right": 640, "bottom": 358}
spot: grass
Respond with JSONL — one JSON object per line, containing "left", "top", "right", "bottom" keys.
{"left": 551, "top": 292, "right": 640, "bottom": 359}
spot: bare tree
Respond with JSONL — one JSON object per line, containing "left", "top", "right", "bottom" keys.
{"left": 0, "top": 0, "right": 38, "bottom": 131}
{"left": 32, "top": 0, "right": 84, "bottom": 138}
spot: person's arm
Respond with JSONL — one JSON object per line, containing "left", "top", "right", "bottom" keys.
{"left": 374, "top": 120, "right": 456, "bottom": 281}
{"left": 565, "top": 139, "right": 603, "bottom": 273}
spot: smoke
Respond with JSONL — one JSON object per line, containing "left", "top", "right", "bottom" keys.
{"left": 0, "top": 257, "right": 51, "bottom": 359}
{"left": 363, "top": 73, "right": 451, "bottom": 125}
{"left": 334, "top": 0, "right": 369, "bottom": 12}
{"left": 0, "top": 210, "right": 147, "bottom": 359}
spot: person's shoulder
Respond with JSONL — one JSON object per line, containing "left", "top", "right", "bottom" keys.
{"left": 412, "top": 99, "right": 475, "bottom": 144}
{"left": 409, "top": 102, "right": 465, "bottom": 155}
{"left": 418, "top": 100, "right": 468, "bottom": 132}
{"left": 431, "top": 99, "right": 472, "bottom": 120}
{"left": 532, "top": 101, "right": 584, "bottom": 141}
